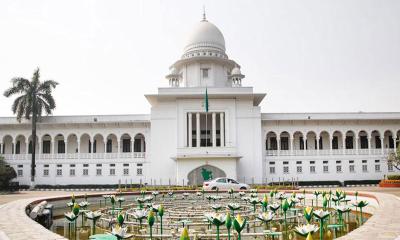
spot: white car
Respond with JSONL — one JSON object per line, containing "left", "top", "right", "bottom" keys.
{"left": 203, "top": 177, "right": 250, "bottom": 191}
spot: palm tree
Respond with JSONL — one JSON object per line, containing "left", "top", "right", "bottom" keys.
{"left": 3, "top": 68, "right": 58, "bottom": 188}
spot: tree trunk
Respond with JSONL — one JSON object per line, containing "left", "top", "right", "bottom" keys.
{"left": 30, "top": 106, "right": 37, "bottom": 189}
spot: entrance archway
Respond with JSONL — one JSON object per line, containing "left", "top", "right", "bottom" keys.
{"left": 187, "top": 165, "right": 226, "bottom": 186}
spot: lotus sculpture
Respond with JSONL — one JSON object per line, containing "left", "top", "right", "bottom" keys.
{"left": 147, "top": 211, "right": 155, "bottom": 239}
{"left": 313, "top": 209, "right": 330, "bottom": 240}
{"left": 269, "top": 202, "right": 281, "bottom": 214}
{"left": 233, "top": 214, "right": 247, "bottom": 240}
{"left": 249, "top": 198, "right": 259, "bottom": 212}
{"left": 294, "top": 224, "right": 319, "bottom": 237}
{"left": 303, "top": 206, "right": 314, "bottom": 224}
{"left": 256, "top": 211, "right": 275, "bottom": 229}
{"left": 261, "top": 195, "right": 269, "bottom": 212}
{"left": 180, "top": 227, "right": 190, "bottom": 240}
{"left": 352, "top": 200, "right": 368, "bottom": 225}
{"left": 205, "top": 213, "right": 226, "bottom": 240}
{"left": 211, "top": 204, "right": 223, "bottom": 212}
{"left": 227, "top": 203, "right": 241, "bottom": 215}
{"left": 85, "top": 211, "right": 102, "bottom": 235}
{"left": 132, "top": 209, "right": 148, "bottom": 228}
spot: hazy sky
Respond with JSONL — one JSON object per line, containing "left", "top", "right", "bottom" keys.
{"left": 0, "top": 0, "right": 399, "bottom": 116}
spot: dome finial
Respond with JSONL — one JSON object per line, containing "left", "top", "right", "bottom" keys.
{"left": 202, "top": 5, "right": 207, "bottom": 21}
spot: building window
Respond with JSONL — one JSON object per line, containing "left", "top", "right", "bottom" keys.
{"left": 122, "top": 139, "right": 131, "bottom": 152}
{"left": 336, "top": 160, "right": 341, "bottom": 164}
{"left": 360, "top": 136, "right": 368, "bottom": 149}
{"left": 283, "top": 161, "right": 289, "bottom": 165}
{"left": 83, "top": 164, "right": 89, "bottom": 167}
{"left": 56, "top": 169, "right": 62, "bottom": 176}
{"left": 299, "top": 137, "right": 304, "bottom": 150}
{"left": 323, "top": 161, "right": 328, "bottom": 164}
{"left": 349, "top": 165, "right": 355, "bottom": 173}
{"left": 201, "top": 68, "right": 209, "bottom": 78}
{"left": 269, "top": 167, "right": 275, "bottom": 174}
{"left": 388, "top": 164, "right": 394, "bottom": 172}
{"left": 375, "top": 136, "right": 381, "bottom": 149}
{"left": 17, "top": 169, "right": 23, "bottom": 177}
{"left": 310, "top": 161, "right": 315, "bottom": 164}
{"left": 310, "top": 166, "right": 316, "bottom": 173}
{"left": 349, "top": 160, "right": 354, "bottom": 164}
{"left": 137, "top": 168, "right": 143, "bottom": 175}
{"left": 106, "top": 140, "right": 112, "bottom": 153}
{"left": 96, "top": 169, "right": 102, "bottom": 176}
{"left": 15, "top": 141, "right": 20, "bottom": 154}
{"left": 43, "top": 169, "right": 49, "bottom": 176}
{"left": 336, "top": 165, "right": 342, "bottom": 173}
{"left": 375, "top": 164, "right": 381, "bottom": 172}
{"left": 83, "top": 169, "right": 89, "bottom": 176}
{"left": 70, "top": 169, "right": 75, "bottom": 176}
{"left": 296, "top": 161, "right": 302, "bottom": 164}
{"left": 323, "top": 165, "right": 329, "bottom": 173}
{"left": 280, "top": 137, "right": 289, "bottom": 150}
{"left": 297, "top": 166, "right": 302, "bottom": 173}
{"left": 123, "top": 168, "right": 129, "bottom": 175}
{"left": 110, "top": 168, "right": 116, "bottom": 176}
{"left": 332, "top": 136, "right": 338, "bottom": 149}
{"left": 283, "top": 166, "right": 289, "bottom": 174}
{"left": 345, "top": 136, "right": 353, "bottom": 149}
{"left": 58, "top": 140, "right": 65, "bottom": 153}
{"left": 362, "top": 165, "right": 368, "bottom": 172}
{"left": 43, "top": 140, "right": 51, "bottom": 154}
{"left": 268, "top": 137, "right": 277, "bottom": 150}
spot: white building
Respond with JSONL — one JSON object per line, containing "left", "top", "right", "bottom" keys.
{"left": 1, "top": 16, "right": 399, "bottom": 186}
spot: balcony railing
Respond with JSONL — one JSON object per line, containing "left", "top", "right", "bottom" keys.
{"left": 2, "top": 152, "right": 146, "bottom": 161}
{"left": 266, "top": 148, "right": 395, "bottom": 156}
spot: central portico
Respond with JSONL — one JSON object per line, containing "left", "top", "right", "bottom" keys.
{"left": 145, "top": 15, "right": 266, "bottom": 185}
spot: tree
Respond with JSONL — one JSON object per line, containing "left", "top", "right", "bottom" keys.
{"left": 0, "top": 156, "right": 17, "bottom": 190}
{"left": 387, "top": 141, "right": 400, "bottom": 171}
{"left": 3, "top": 68, "right": 58, "bottom": 188}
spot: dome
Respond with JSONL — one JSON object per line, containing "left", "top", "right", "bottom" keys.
{"left": 231, "top": 66, "right": 241, "bottom": 75}
{"left": 182, "top": 19, "right": 226, "bottom": 58}
{"left": 170, "top": 67, "right": 179, "bottom": 75}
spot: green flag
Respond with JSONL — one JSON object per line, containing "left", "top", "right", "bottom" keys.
{"left": 204, "top": 88, "right": 209, "bottom": 112}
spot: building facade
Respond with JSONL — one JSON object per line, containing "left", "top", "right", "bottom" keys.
{"left": 1, "top": 16, "right": 399, "bottom": 186}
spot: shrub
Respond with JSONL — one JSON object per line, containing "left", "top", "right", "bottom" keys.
{"left": 387, "top": 175, "right": 400, "bottom": 180}
{"left": 0, "top": 156, "right": 17, "bottom": 190}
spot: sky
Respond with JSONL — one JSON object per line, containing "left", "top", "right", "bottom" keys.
{"left": 0, "top": 0, "right": 399, "bottom": 116}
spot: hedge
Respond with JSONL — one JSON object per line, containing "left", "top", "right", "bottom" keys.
{"left": 387, "top": 175, "right": 400, "bottom": 180}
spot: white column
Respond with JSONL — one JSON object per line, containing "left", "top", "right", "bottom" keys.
{"left": 91, "top": 139, "right": 94, "bottom": 159}
{"left": 368, "top": 137, "right": 372, "bottom": 155}
{"left": 316, "top": 137, "right": 320, "bottom": 155}
{"left": 355, "top": 137, "right": 359, "bottom": 155}
{"left": 196, "top": 113, "right": 200, "bottom": 147}
{"left": 188, "top": 113, "right": 193, "bottom": 147}
{"left": 64, "top": 140, "right": 68, "bottom": 156}
{"left": 220, "top": 113, "right": 225, "bottom": 147}
{"left": 329, "top": 137, "right": 333, "bottom": 155}
{"left": 25, "top": 141, "right": 29, "bottom": 157}
{"left": 0, "top": 142, "right": 2, "bottom": 154}
{"left": 290, "top": 137, "right": 294, "bottom": 155}
{"left": 117, "top": 140, "right": 121, "bottom": 158}
{"left": 11, "top": 140, "right": 15, "bottom": 155}
{"left": 77, "top": 140, "right": 80, "bottom": 160}
{"left": 277, "top": 137, "right": 281, "bottom": 156}
{"left": 131, "top": 137, "right": 135, "bottom": 158}
{"left": 52, "top": 140, "right": 56, "bottom": 155}
{"left": 212, "top": 112, "right": 216, "bottom": 147}
{"left": 342, "top": 136, "right": 346, "bottom": 154}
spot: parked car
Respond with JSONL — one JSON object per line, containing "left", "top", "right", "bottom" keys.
{"left": 203, "top": 177, "right": 249, "bottom": 191}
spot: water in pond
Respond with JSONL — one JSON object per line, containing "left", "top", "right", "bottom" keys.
{"left": 47, "top": 192, "right": 371, "bottom": 239}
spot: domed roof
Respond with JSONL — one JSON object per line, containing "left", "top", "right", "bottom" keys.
{"left": 231, "top": 66, "right": 241, "bottom": 75}
{"left": 183, "top": 18, "right": 226, "bottom": 58}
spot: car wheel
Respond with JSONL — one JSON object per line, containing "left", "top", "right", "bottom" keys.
{"left": 240, "top": 187, "right": 247, "bottom": 190}
{"left": 212, "top": 186, "right": 218, "bottom": 190}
